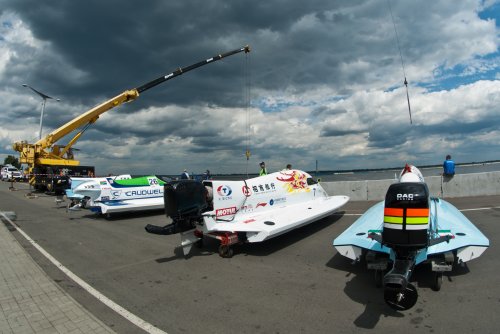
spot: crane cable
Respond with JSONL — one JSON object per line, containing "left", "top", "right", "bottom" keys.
{"left": 244, "top": 50, "right": 252, "bottom": 177}
{"left": 388, "top": 0, "right": 412, "bottom": 124}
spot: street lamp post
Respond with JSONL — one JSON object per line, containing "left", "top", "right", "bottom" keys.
{"left": 22, "top": 84, "right": 60, "bottom": 140}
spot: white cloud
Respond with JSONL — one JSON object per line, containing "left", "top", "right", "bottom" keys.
{"left": 1, "top": 1, "right": 499, "bottom": 174}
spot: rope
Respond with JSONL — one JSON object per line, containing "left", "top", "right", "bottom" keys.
{"left": 388, "top": 0, "right": 412, "bottom": 124}
{"left": 244, "top": 51, "right": 252, "bottom": 177}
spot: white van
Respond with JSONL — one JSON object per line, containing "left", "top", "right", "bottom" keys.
{"left": 1, "top": 166, "right": 23, "bottom": 181}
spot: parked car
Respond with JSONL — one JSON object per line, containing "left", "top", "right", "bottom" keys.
{"left": 1, "top": 166, "right": 23, "bottom": 181}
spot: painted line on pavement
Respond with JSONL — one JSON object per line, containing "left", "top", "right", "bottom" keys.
{"left": 460, "top": 206, "right": 500, "bottom": 212}
{"left": 0, "top": 211, "right": 168, "bottom": 334}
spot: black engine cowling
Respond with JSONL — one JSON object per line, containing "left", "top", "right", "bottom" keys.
{"left": 145, "top": 180, "right": 209, "bottom": 235}
{"left": 382, "top": 182, "right": 430, "bottom": 248}
{"left": 164, "top": 180, "right": 209, "bottom": 220}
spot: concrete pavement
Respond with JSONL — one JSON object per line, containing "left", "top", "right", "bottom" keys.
{"left": 0, "top": 211, "right": 115, "bottom": 334}
{"left": 1, "top": 180, "right": 499, "bottom": 333}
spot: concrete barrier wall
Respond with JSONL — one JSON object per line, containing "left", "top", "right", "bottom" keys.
{"left": 322, "top": 171, "right": 500, "bottom": 201}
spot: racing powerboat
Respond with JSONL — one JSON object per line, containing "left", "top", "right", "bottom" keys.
{"left": 71, "top": 175, "right": 168, "bottom": 216}
{"left": 145, "top": 169, "right": 349, "bottom": 257}
{"left": 333, "top": 164, "right": 489, "bottom": 310}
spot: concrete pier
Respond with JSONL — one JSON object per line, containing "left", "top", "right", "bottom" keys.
{"left": 322, "top": 171, "right": 500, "bottom": 201}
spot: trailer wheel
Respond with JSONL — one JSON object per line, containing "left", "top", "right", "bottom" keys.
{"left": 218, "top": 245, "right": 233, "bottom": 258}
{"left": 432, "top": 272, "right": 442, "bottom": 291}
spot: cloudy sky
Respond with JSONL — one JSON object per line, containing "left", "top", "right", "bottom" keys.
{"left": 1, "top": 0, "right": 499, "bottom": 176}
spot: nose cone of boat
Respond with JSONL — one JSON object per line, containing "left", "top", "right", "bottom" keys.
{"left": 73, "top": 180, "right": 102, "bottom": 200}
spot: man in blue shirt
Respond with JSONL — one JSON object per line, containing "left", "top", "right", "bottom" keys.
{"left": 443, "top": 155, "right": 455, "bottom": 176}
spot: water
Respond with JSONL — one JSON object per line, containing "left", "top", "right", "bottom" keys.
{"left": 207, "top": 161, "right": 500, "bottom": 182}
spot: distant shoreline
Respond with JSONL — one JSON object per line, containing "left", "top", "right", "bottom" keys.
{"left": 317, "top": 159, "right": 500, "bottom": 176}
{"left": 141, "top": 159, "right": 500, "bottom": 181}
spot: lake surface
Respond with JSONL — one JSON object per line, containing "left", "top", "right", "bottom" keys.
{"left": 206, "top": 162, "right": 500, "bottom": 182}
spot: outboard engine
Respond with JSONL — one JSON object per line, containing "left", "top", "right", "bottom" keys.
{"left": 145, "top": 180, "right": 210, "bottom": 235}
{"left": 382, "top": 181, "right": 430, "bottom": 310}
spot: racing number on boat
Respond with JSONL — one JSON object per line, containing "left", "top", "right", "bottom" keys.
{"left": 148, "top": 177, "right": 159, "bottom": 186}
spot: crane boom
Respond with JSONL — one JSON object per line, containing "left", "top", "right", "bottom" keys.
{"left": 13, "top": 45, "right": 250, "bottom": 184}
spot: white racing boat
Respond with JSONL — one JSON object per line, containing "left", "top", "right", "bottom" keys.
{"left": 70, "top": 175, "right": 168, "bottom": 216}
{"left": 146, "top": 169, "right": 349, "bottom": 257}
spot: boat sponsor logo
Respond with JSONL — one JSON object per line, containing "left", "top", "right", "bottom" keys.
{"left": 100, "top": 181, "right": 107, "bottom": 185}
{"left": 111, "top": 190, "right": 122, "bottom": 199}
{"left": 216, "top": 206, "right": 237, "bottom": 217}
{"left": 269, "top": 197, "right": 286, "bottom": 206}
{"left": 240, "top": 204, "right": 253, "bottom": 212}
{"left": 256, "top": 202, "right": 267, "bottom": 208}
{"left": 243, "top": 219, "right": 256, "bottom": 224}
{"left": 124, "top": 188, "right": 163, "bottom": 197}
{"left": 217, "top": 185, "right": 232, "bottom": 196}
{"left": 396, "top": 193, "right": 414, "bottom": 201}
{"left": 216, "top": 185, "right": 233, "bottom": 200}
{"left": 242, "top": 185, "right": 252, "bottom": 197}
{"left": 251, "top": 182, "right": 276, "bottom": 195}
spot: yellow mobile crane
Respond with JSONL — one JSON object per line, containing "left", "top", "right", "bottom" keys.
{"left": 13, "top": 45, "right": 250, "bottom": 192}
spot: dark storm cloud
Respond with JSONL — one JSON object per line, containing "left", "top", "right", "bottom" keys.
{"left": 1, "top": 0, "right": 394, "bottom": 107}
{"left": 311, "top": 106, "right": 347, "bottom": 117}
{"left": 365, "top": 123, "right": 411, "bottom": 148}
{"left": 320, "top": 127, "right": 365, "bottom": 137}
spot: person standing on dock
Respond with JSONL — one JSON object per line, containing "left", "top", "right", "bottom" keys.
{"left": 259, "top": 162, "right": 268, "bottom": 176}
{"left": 443, "top": 155, "right": 455, "bottom": 176}
{"left": 181, "top": 169, "right": 190, "bottom": 179}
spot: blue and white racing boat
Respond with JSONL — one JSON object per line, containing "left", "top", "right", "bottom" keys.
{"left": 333, "top": 164, "right": 489, "bottom": 310}
{"left": 70, "top": 175, "right": 168, "bottom": 216}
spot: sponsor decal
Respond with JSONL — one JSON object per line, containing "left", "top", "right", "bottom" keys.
{"left": 243, "top": 219, "right": 256, "bottom": 224}
{"left": 242, "top": 185, "right": 252, "bottom": 197}
{"left": 256, "top": 202, "right": 267, "bottom": 208}
{"left": 124, "top": 189, "right": 163, "bottom": 197}
{"left": 240, "top": 204, "right": 254, "bottom": 212}
{"left": 397, "top": 193, "right": 415, "bottom": 201}
{"left": 217, "top": 185, "right": 232, "bottom": 196}
{"left": 216, "top": 206, "right": 237, "bottom": 217}
{"left": 251, "top": 182, "right": 276, "bottom": 195}
{"left": 100, "top": 181, "right": 107, "bottom": 185}
{"left": 276, "top": 170, "right": 310, "bottom": 193}
{"left": 269, "top": 197, "right": 287, "bottom": 206}
{"left": 216, "top": 185, "right": 233, "bottom": 200}
{"left": 111, "top": 190, "right": 122, "bottom": 199}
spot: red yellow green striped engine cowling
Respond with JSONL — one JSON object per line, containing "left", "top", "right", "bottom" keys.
{"left": 382, "top": 182, "right": 430, "bottom": 248}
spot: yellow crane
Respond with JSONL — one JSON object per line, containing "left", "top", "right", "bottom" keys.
{"left": 14, "top": 45, "right": 250, "bottom": 188}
